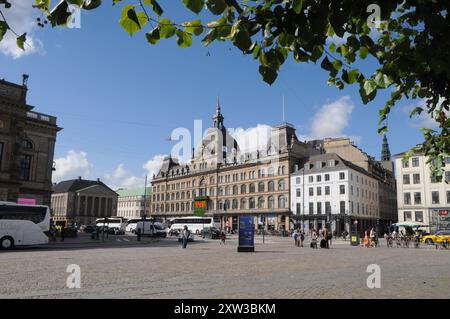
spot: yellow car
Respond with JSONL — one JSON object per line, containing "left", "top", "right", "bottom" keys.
{"left": 422, "top": 230, "right": 450, "bottom": 244}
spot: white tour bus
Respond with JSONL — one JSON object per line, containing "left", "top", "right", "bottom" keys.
{"left": 0, "top": 201, "right": 51, "bottom": 249}
{"left": 95, "top": 218, "right": 126, "bottom": 232}
{"left": 168, "top": 216, "right": 220, "bottom": 235}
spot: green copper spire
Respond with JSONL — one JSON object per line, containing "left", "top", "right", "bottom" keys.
{"left": 381, "top": 135, "right": 391, "bottom": 161}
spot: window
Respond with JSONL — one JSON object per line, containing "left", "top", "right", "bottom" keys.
{"left": 19, "top": 155, "right": 32, "bottom": 181}
{"left": 308, "top": 176, "right": 313, "bottom": 183}
{"left": 296, "top": 203, "right": 301, "bottom": 214}
{"left": 249, "top": 197, "right": 256, "bottom": 209}
{"left": 340, "top": 201, "right": 345, "bottom": 214}
{"left": 249, "top": 183, "right": 256, "bottom": 193}
{"left": 268, "top": 196, "right": 274, "bottom": 209}
{"left": 328, "top": 160, "right": 335, "bottom": 167}
{"left": 325, "top": 202, "right": 331, "bottom": 214}
{"left": 445, "top": 157, "right": 450, "bottom": 165}
{"left": 240, "top": 198, "right": 247, "bottom": 210}
{"left": 415, "top": 211, "right": 423, "bottom": 222}
{"left": 241, "top": 184, "right": 246, "bottom": 194}
{"left": 413, "top": 174, "right": 420, "bottom": 184}
{"left": 414, "top": 192, "right": 421, "bottom": 205}
{"left": 316, "top": 175, "right": 321, "bottom": 182}
{"left": 412, "top": 157, "right": 419, "bottom": 167}
{"left": 296, "top": 177, "right": 301, "bottom": 184}
{"left": 325, "top": 174, "right": 330, "bottom": 181}
{"left": 296, "top": 189, "right": 301, "bottom": 197}
{"left": 278, "top": 180, "right": 285, "bottom": 191}
{"left": 325, "top": 186, "right": 330, "bottom": 195}
{"left": 339, "top": 172, "right": 345, "bottom": 180}
{"left": 317, "top": 202, "right": 322, "bottom": 214}
{"left": 21, "top": 139, "right": 33, "bottom": 150}
{"left": 278, "top": 196, "right": 286, "bottom": 208}
{"left": 0, "top": 142, "right": 3, "bottom": 168}
{"left": 309, "top": 187, "right": 314, "bottom": 196}
{"left": 268, "top": 181, "right": 275, "bottom": 192}
{"left": 404, "top": 211, "right": 412, "bottom": 221}
{"left": 404, "top": 193, "right": 411, "bottom": 205}
{"left": 431, "top": 175, "right": 439, "bottom": 183}
{"left": 339, "top": 185, "right": 345, "bottom": 195}
{"left": 258, "top": 197, "right": 265, "bottom": 209}
{"left": 402, "top": 160, "right": 409, "bottom": 168}
{"left": 309, "top": 202, "right": 314, "bottom": 214}
{"left": 445, "top": 171, "right": 450, "bottom": 183}
{"left": 432, "top": 191, "right": 440, "bottom": 204}
{"left": 403, "top": 174, "right": 410, "bottom": 184}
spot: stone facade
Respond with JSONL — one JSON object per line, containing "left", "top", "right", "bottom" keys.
{"left": 150, "top": 103, "right": 322, "bottom": 232}
{"left": 0, "top": 75, "right": 61, "bottom": 205}
{"left": 51, "top": 177, "right": 118, "bottom": 226}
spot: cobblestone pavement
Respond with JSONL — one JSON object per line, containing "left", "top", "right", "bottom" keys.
{"left": 1, "top": 235, "right": 449, "bottom": 299}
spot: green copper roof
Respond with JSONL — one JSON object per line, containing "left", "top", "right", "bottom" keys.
{"left": 116, "top": 187, "right": 152, "bottom": 197}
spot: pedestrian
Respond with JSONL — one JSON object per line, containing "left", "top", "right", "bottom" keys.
{"left": 181, "top": 225, "right": 190, "bottom": 249}
{"left": 60, "top": 227, "right": 65, "bottom": 242}
{"left": 220, "top": 231, "right": 226, "bottom": 245}
{"left": 299, "top": 230, "right": 305, "bottom": 247}
{"left": 323, "top": 227, "right": 330, "bottom": 248}
{"left": 370, "top": 227, "right": 376, "bottom": 247}
{"left": 311, "top": 230, "right": 318, "bottom": 249}
{"left": 363, "top": 230, "right": 370, "bottom": 247}
{"left": 293, "top": 230, "right": 299, "bottom": 247}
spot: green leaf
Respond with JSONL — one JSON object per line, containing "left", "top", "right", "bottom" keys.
{"left": 176, "top": 30, "right": 192, "bottom": 48}
{"left": 48, "top": 1, "right": 71, "bottom": 27}
{"left": 144, "top": 0, "right": 163, "bottom": 16}
{"left": 347, "top": 69, "right": 359, "bottom": 84}
{"left": 0, "top": 21, "right": 8, "bottom": 42}
{"left": 119, "top": 5, "right": 148, "bottom": 36}
{"left": 66, "top": 0, "right": 84, "bottom": 6}
{"left": 159, "top": 18, "right": 177, "bottom": 39}
{"left": 184, "top": 19, "right": 203, "bottom": 36}
{"left": 16, "top": 33, "right": 26, "bottom": 50}
{"left": 320, "top": 56, "right": 333, "bottom": 72}
{"left": 206, "top": 0, "right": 226, "bottom": 15}
{"left": 293, "top": 0, "right": 303, "bottom": 14}
{"left": 32, "top": 0, "right": 51, "bottom": 12}
{"left": 374, "top": 73, "right": 393, "bottom": 88}
{"left": 182, "top": 0, "right": 205, "bottom": 14}
{"left": 233, "top": 27, "right": 252, "bottom": 52}
{"left": 359, "top": 46, "right": 369, "bottom": 59}
{"left": 329, "top": 42, "right": 336, "bottom": 53}
{"left": 83, "top": 0, "right": 101, "bottom": 10}
{"left": 146, "top": 28, "right": 160, "bottom": 44}
{"left": 259, "top": 65, "right": 277, "bottom": 85}
{"left": 363, "top": 79, "right": 377, "bottom": 96}
{"left": 410, "top": 107, "right": 424, "bottom": 118}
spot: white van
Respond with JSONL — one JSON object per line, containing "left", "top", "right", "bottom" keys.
{"left": 135, "top": 221, "right": 167, "bottom": 238}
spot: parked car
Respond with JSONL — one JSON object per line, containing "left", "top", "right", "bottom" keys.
{"left": 200, "top": 226, "right": 221, "bottom": 239}
{"left": 82, "top": 225, "right": 97, "bottom": 234}
{"left": 422, "top": 230, "right": 450, "bottom": 244}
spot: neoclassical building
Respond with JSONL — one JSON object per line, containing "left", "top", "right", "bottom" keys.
{"left": 51, "top": 177, "right": 118, "bottom": 226}
{"left": 150, "top": 103, "right": 322, "bottom": 232}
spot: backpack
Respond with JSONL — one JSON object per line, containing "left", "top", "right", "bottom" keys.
{"left": 294, "top": 233, "right": 298, "bottom": 240}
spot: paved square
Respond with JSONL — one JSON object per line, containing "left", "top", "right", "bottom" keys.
{"left": 1, "top": 235, "right": 449, "bottom": 299}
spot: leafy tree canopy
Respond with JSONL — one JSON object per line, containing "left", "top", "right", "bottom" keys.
{"left": 1, "top": 0, "right": 449, "bottom": 179}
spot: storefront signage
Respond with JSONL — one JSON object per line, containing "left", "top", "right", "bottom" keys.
{"left": 194, "top": 196, "right": 208, "bottom": 216}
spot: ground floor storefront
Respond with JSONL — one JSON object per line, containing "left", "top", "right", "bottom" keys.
{"left": 217, "top": 212, "right": 291, "bottom": 233}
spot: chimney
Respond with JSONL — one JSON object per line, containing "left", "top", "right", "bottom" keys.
{"left": 78, "top": 176, "right": 82, "bottom": 180}
{"left": 97, "top": 178, "right": 100, "bottom": 182}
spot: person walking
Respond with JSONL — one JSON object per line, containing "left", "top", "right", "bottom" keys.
{"left": 293, "top": 230, "right": 299, "bottom": 247}
{"left": 299, "top": 230, "right": 305, "bottom": 247}
{"left": 60, "top": 227, "right": 65, "bottom": 242}
{"left": 181, "top": 225, "right": 190, "bottom": 249}
{"left": 370, "top": 227, "right": 376, "bottom": 247}
{"left": 220, "top": 231, "right": 226, "bottom": 245}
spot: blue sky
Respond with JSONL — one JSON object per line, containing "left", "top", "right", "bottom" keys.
{"left": 1, "top": 1, "right": 431, "bottom": 189}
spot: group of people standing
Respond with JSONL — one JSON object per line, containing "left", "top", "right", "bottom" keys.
{"left": 292, "top": 227, "right": 333, "bottom": 249}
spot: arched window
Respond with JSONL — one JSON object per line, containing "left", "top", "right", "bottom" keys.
{"left": 278, "top": 195, "right": 286, "bottom": 209}
{"left": 278, "top": 166, "right": 282, "bottom": 175}
{"left": 176, "top": 192, "right": 180, "bottom": 200}
{"left": 219, "top": 187, "right": 224, "bottom": 196}
{"left": 258, "top": 182, "right": 265, "bottom": 192}
{"left": 268, "top": 167, "right": 274, "bottom": 176}
{"left": 186, "top": 191, "right": 190, "bottom": 199}
{"left": 225, "top": 186, "right": 230, "bottom": 196}
{"left": 171, "top": 203, "right": 174, "bottom": 211}
{"left": 210, "top": 176, "right": 215, "bottom": 184}
{"left": 249, "top": 197, "right": 256, "bottom": 209}
{"left": 232, "top": 199, "right": 238, "bottom": 209}
{"left": 258, "top": 197, "right": 265, "bottom": 209}
{"left": 21, "top": 139, "right": 33, "bottom": 149}
{"left": 171, "top": 193, "right": 175, "bottom": 200}
{"left": 268, "top": 181, "right": 275, "bottom": 192}
{"left": 249, "top": 183, "right": 255, "bottom": 193}
{"left": 192, "top": 179, "right": 196, "bottom": 187}
{"left": 240, "top": 184, "right": 246, "bottom": 194}
{"left": 240, "top": 198, "right": 247, "bottom": 210}
{"left": 233, "top": 185, "right": 238, "bottom": 195}
{"left": 282, "top": 166, "right": 286, "bottom": 175}
{"left": 181, "top": 192, "right": 185, "bottom": 200}
{"left": 268, "top": 196, "right": 274, "bottom": 209}
{"left": 181, "top": 203, "right": 185, "bottom": 211}
{"left": 218, "top": 200, "right": 224, "bottom": 210}
{"left": 176, "top": 203, "right": 179, "bottom": 211}
{"left": 278, "top": 179, "right": 285, "bottom": 191}
{"left": 225, "top": 199, "right": 230, "bottom": 210}
{"left": 210, "top": 188, "right": 215, "bottom": 196}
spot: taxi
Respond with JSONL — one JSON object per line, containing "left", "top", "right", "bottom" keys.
{"left": 422, "top": 230, "right": 450, "bottom": 244}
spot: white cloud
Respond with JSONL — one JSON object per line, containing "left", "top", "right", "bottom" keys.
{"left": 53, "top": 150, "right": 92, "bottom": 182}
{"left": 230, "top": 124, "right": 272, "bottom": 153}
{"left": 103, "top": 164, "right": 145, "bottom": 190}
{"left": 144, "top": 154, "right": 166, "bottom": 180}
{"left": 0, "top": 0, "right": 45, "bottom": 58}
{"left": 308, "top": 96, "right": 354, "bottom": 138}
{"left": 402, "top": 98, "right": 449, "bottom": 129}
